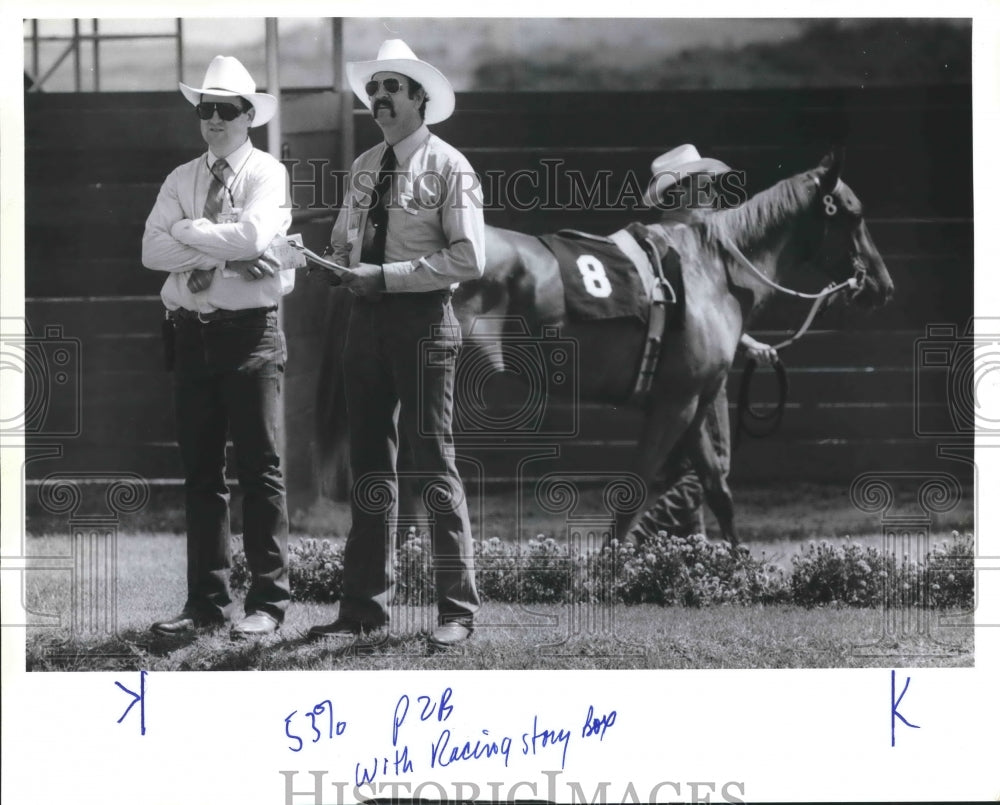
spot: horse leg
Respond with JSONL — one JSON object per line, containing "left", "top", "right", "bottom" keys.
{"left": 613, "top": 397, "right": 700, "bottom": 545}
{"left": 625, "top": 381, "right": 737, "bottom": 545}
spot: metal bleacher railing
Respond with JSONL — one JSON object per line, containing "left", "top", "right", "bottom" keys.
{"left": 24, "top": 19, "right": 184, "bottom": 92}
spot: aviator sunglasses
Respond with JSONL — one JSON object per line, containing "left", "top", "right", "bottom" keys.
{"left": 365, "top": 78, "right": 407, "bottom": 96}
{"left": 195, "top": 101, "right": 248, "bottom": 121}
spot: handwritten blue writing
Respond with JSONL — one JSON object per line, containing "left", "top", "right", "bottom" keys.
{"left": 353, "top": 688, "right": 621, "bottom": 781}
{"left": 521, "top": 715, "right": 572, "bottom": 770}
{"left": 356, "top": 747, "right": 414, "bottom": 786}
{"left": 285, "top": 713, "right": 302, "bottom": 753}
{"left": 890, "top": 669, "right": 920, "bottom": 747}
{"left": 286, "top": 700, "right": 347, "bottom": 752}
{"left": 114, "top": 669, "right": 147, "bottom": 736}
{"left": 581, "top": 704, "right": 617, "bottom": 741}
{"left": 393, "top": 687, "right": 453, "bottom": 745}
{"left": 430, "top": 728, "right": 513, "bottom": 769}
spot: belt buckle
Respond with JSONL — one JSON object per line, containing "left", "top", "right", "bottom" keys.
{"left": 197, "top": 310, "right": 212, "bottom": 324}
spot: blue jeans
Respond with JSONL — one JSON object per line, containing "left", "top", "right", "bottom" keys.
{"left": 341, "top": 292, "right": 480, "bottom": 627}
{"left": 172, "top": 309, "right": 290, "bottom": 622}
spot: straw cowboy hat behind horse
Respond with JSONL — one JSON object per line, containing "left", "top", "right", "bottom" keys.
{"left": 347, "top": 39, "right": 456, "bottom": 125}
{"left": 179, "top": 55, "right": 277, "bottom": 127}
{"left": 643, "top": 144, "right": 733, "bottom": 207}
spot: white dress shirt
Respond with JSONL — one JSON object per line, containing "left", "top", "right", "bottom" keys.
{"left": 142, "top": 137, "right": 293, "bottom": 312}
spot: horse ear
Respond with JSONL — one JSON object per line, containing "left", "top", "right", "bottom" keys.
{"left": 818, "top": 147, "right": 845, "bottom": 191}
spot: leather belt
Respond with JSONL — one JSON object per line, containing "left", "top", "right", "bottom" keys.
{"left": 169, "top": 306, "right": 277, "bottom": 323}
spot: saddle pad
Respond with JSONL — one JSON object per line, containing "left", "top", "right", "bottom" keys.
{"left": 538, "top": 230, "right": 649, "bottom": 323}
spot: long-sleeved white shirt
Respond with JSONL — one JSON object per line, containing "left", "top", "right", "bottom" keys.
{"left": 141, "top": 137, "right": 293, "bottom": 312}
{"left": 328, "top": 124, "right": 485, "bottom": 293}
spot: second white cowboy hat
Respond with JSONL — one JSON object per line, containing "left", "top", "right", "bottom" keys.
{"left": 179, "top": 55, "right": 277, "bottom": 128}
{"left": 643, "top": 144, "right": 733, "bottom": 207}
{"left": 347, "top": 39, "right": 455, "bottom": 125}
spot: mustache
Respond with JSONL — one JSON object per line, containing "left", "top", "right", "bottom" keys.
{"left": 372, "top": 99, "right": 396, "bottom": 117}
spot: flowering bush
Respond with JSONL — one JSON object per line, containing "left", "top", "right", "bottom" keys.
{"left": 231, "top": 536, "right": 344, "bottom": 604}
{"left": 519, "top": 536, "right": 575, "bottom": 603}
{"left": 611, "top": 532, "right": 787, "bottom": 606}
{"left": 472, "top": 535, "right": 526, "bottom": 602}
{"left": 229, "top": 531, "right": 974, "bottom": 610}
{"left": 393, "top": 528, "right": 435, "bottom": 605}
{"left": 789, "top": 533, "right": 976, "bottom": 609}
{"left": 790, "top": 537, "right": 898, "bottom": 607}
{"left": 927, "top": 532, "right": 975, "bottom": 609}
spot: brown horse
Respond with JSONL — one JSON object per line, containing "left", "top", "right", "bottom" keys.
{"left": 314, "top": 151, "right": 893, "bottom": 544}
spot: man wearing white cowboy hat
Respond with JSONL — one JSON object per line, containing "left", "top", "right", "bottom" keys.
{"left": 642, "top": 143, "right": 742, "bottom": 214}
{"left": 143, "top": 55, "right": 293, "bottom": 639}
{"left": 309, "top": 39, "right": 484, "bottom": 648}
{"left": 631, "top": 145, "right": 777, "bottom": 542}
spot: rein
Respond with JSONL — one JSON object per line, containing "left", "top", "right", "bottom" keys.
{"left": 734, "top": 357, "right": 787, "bottom": 449}
{"left": 719, "top": 176, "right": 866, "bottom": 305}
{"left": 720, "top": 236, "right": 862, "bottom": 300}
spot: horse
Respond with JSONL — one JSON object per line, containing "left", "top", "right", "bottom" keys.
{"left": 313, "top": 150, "right": 893, "bottom": 545}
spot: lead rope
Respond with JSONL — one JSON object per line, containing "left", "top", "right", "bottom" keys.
{"left": 733, "top": 289, "right": 845, "bottom": 449}
{"left": 718, "top": 235, "right": 860, "bottom": 301}
{"left": 734, "top": 357, "right": 787, "bottom": 449}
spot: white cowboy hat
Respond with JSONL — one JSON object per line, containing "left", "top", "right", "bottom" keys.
{"left": 347, "top": 39, "right": 455, "bottom": 125}
{"left": 179, "top": 55, "right": 277, "bottom": 128}
{"left": 642, "top": 144, "right": 733, "bottom": 207}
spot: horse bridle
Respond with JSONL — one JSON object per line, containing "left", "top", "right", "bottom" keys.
{"left": 806, "top": 174, "right": 869, "bottom": 302}
{"left": 732, "top": 175, "right": 869, "bottom": 446}
{"left": 722, "top": 177, "right": 866, "bottom": 299}
{"left": 719, "top": 174, "right": 869, "bottom": 352}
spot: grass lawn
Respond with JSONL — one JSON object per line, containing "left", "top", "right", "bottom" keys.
{"left": 24, "top": 532, "right": 973, "bottom": 672}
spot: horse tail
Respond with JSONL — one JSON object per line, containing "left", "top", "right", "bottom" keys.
{"left": 314, "top": 287, "right": 354, "bottom": 500}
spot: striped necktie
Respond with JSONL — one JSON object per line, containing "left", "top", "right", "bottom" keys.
{"left": 186, "top": 157, "right": 229, "bottom": 293}
{"left": 203, "top": 158, "right": 229, "bottom": 222}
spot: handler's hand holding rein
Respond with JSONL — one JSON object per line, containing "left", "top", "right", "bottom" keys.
{"left": 741, "top": 335, "right": 779, "bottom": 367}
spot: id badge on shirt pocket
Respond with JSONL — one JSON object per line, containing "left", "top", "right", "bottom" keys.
{"left": 347, "top": 210, "right": 362, "bottom": 244}
{"left": 217, "top": 207, "right": 242, "bottom": 224}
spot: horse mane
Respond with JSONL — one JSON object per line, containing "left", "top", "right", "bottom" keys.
{"left": 708, "top": 169, "right": 817, "bottom": 253}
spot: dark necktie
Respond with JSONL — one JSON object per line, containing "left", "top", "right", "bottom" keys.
{"left": 361, "top": 146, "right": 396, "bottom": 264}
{"left": 203, "top": 158, "right": 229, "bottom": 222}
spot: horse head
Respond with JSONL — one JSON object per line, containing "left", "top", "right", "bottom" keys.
{"left": 801, "top": 149, "right": 894, "bottom": 308}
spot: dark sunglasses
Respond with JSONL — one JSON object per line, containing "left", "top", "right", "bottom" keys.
{"left": 195, "top": 102, "right": 247, "bottom": 121}
{"left": 365, "top": 78, "right": 406, "bottom": 96}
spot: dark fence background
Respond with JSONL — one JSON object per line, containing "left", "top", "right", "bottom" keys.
{"left": 22, "top": 84, "right": 973, "bottom": 513}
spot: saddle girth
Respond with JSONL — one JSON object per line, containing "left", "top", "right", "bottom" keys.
{"left": 623, "top": 222, "right": 685, "bottom": 401}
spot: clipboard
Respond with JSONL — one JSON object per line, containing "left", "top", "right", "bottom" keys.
{"left": 267, "top": 233, "right": 308, "bottom": 271}
{"left": 285, "top": 237, "right": 353, "bottom": 278}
